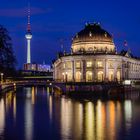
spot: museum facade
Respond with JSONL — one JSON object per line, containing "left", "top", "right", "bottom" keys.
{"left": 53, "top": 23, "right": 140, "bottom": 82}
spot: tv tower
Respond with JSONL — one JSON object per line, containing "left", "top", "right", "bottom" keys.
{"left": 25, "top": 3, "right": 32, "bottom": 64}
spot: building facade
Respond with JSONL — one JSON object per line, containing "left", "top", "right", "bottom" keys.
{"left": 53, "top": 23, "right": 140, "bottom": 82}
{"left": 24, "top": 63, "right": 51, "bottom": 72}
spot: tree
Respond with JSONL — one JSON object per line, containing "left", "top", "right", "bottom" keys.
{"left": 0, "top": 25, "right": 17, "bottom": 76}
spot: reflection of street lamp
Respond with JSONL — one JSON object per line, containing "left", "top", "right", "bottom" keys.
{"left": 1, "top": 73, "right": 4, "bottom": 84}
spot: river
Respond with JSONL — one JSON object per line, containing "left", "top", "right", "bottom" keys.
{"left": 0, "top": 86, "right": 140, "bottom": 140}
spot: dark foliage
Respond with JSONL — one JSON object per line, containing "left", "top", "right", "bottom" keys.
{"left": 0, "top": 25, "right": 17, "bottom": 77}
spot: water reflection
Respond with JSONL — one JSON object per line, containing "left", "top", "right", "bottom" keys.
{"left": 124, "top": 101, "right": 132, "bottom": 131}
{"left": 0, "top": 87, "right": 140, "bottom": 140}
{"left": 85, "top": 102, "right": 94, "bottom": 140}
{"left": 31, "top": 87, "right": 35, "bottom": 105}
{"left": 13, "top": 95, "right": 16, "bottom": 120}
{"left": 25, "top": 87, "right": 34, "bottom": 140}
{"left": 0, "top": 99, "right": 5, "bottom": 135}
{"left": 61, "top": 98, "right": 73, "bottom": 139}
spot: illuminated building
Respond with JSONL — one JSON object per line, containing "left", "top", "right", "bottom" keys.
{"left": 24, "top": 63, "right": 51, "bottom": 72}
{"left": 53, "top": 23, "right": 140, "bottom": 82}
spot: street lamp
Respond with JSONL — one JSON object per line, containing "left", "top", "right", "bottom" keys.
{"left": 1, "top": 73, "right": 4, "bottom": 84}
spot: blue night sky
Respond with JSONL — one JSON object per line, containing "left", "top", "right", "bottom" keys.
{"left": 0, "top": 0, "right": 140, "bottom": 68}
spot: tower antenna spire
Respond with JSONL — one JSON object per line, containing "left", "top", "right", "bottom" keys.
{"left": 27, "top": 2, "right": 31, "bottom": 33}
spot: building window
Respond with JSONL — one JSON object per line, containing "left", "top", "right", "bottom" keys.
{"left": 76, "top": 71, "right": 81, "bottom": 82}
{"left": 86, "top": 71, "right": 92, "bottom": 82}
{"left": 67, "top": 72, "right": 72, "bottom": 81}
{"left": 109, "top": 71, "right": 114, "bottom": 81}
{"left": 88, "top": 47, "right": 93, "bottom": 52}
{"left": 63, "top": 63, "right": 65, "bottom": 69}
{"left": 97, "top": 71, "right": 104, "bottom": 81}
{"left": 117, "top": 71, "right": 121, "bottom": 81}
{"left": 97, "top": 61, "right": 103, "bottom": 68}
{"left": 108, "top": 61, "right": 113, "bottom": 68}
{"left": 76, "top": 61, "right": 81, "bottom": 68}
{"left": 86, "top": 61, "right": 92, "bottom": 68}
{"left": 66, "top": 62, "right": 72, "bottom": 69}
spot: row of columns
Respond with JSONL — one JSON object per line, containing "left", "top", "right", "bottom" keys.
{"left": 54, "top": 59, "right": 122, "bottom": 82}
{"left": 70, "top": 59, "right": 121, "bottom": 82}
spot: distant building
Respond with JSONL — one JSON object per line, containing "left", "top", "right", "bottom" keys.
{"left": 22, "top": 63, "right": 53, "bottom": 81}
{"left": 24, "top": 63, "right": 51, "bottom": 72}
{"left": 53, "top": 23, "right": 140, "bottom": 82}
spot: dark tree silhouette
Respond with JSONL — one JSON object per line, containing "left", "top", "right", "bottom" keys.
{"left": 0, "top": 25, "right": 17, "bottom": 76}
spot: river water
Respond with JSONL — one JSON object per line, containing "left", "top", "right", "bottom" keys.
{"left": 0, "top": 86, "right": 140, "bottom": 140}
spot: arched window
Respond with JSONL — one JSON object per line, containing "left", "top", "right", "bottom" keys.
{"left": 117, "top": 71, "right": 121, "bottom": 82}
{"left": 79, "top": 47, "right": 85, "bottom": 52}
{"left": 86, "top": 71, "right": 92, "bottom": 82}
{"left": 76, "top": 71, "right": 81, "bottom": 82}
{"left": 88, "top": 47, "right": 93, "bottom": 52}
{"left": 109, "top": 71, "right": 114, "bottom": 81}
{"left": 97, "top": 71, "right": 104, "bottom": 82}
{"left": 67, "top": 72, "right": 72, "bottom": 82}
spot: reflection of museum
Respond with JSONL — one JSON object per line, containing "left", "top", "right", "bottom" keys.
{"left": 53, "top": 23, "right": 140, "bottom": 82}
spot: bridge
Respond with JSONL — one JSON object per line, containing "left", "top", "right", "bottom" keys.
{"left": 1, "top": 80, "right": 140, "bottom": 99}
{"left": 0, "top": 80, "right": 53, "bottom": 93}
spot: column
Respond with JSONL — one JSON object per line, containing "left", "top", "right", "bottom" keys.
{"left": 27, "top": 39, "right": 31, "bottom": 63}
{"left": 105, "top": 59, "right": 108, "bottom": 81}
{"left": 114, "top": 61, "right": 117, "bottom": 81}
{"left": 92, "top": 59, "right": 95, "bottom": 82}
{"left": 82, "top": 60, "right": 86, "bottom": 82}
{"left": 121, "top": 61, "right": 125, "bottom": 80}
{"left": 94, "top": 59, "right": 97, "bottom": 82}
{"left": 72, "top": 60, "right": 75, "bottom": 82}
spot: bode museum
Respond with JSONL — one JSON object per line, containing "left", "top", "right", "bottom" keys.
{"left": 53, "top": 23, "right": 140, "bottom": 82}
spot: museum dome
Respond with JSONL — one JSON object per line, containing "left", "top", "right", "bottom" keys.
{"left": 72, "top": 23, "right": 115, "bottom": 53}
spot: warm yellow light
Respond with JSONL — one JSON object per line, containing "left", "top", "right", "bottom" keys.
{"left": 87, "top": 61, "right": 92, "bottom": 67}
{"left": 89, "top": 72, "right": 92, "bottom": 75}
{"left": 98, "top": 71, "right": 103, "bottom": 74}
{"left": 1, "top": 73, "right": 3, "bottom": 76}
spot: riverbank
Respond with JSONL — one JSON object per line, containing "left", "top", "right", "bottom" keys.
{"left": 54, "top": 82, "right": 140, "bottom": 98}
{"left": 1, "top": 81, "right": 140, "bottom": 99}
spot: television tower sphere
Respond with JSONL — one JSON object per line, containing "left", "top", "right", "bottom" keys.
{"left": 25, "top": 33, "right": 32, "bottom": 40}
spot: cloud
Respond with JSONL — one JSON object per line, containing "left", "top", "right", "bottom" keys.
{"left": 0, "top": 7, "right": 51, "bottom": 17}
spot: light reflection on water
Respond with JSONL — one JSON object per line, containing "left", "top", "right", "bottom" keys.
{"left": 0, "top": 99, "right": 5, "bottom": 137}
{"left": 0, "top": 86, "right": 140, "bottom": 140}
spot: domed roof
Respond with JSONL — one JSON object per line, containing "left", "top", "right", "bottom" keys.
{"left": 71, "top": 23, "right": 115, "bottom": 53}
{"left": 73, "top": 23, "right": 113, "bottom": 43}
